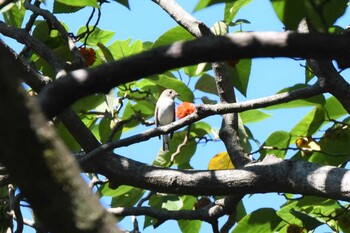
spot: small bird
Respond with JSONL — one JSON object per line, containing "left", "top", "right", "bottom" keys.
{"left": 155, "top": 89, "right": 179, "bottom": 151}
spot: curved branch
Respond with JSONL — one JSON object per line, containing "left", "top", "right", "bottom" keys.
{"left": 83, "top": 153, "right": 350, "bottom": 201}
{"left": 80, "top": 82, "right": 323, "bottom": 163}
{"left": 37, "top": 32, "right": 350, "bottom": 118}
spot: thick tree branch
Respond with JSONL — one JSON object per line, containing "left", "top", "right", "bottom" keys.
{"left": 36, "top": 31, "right": 350, "bottom": 118}
{"left": 84, "top": 153, "right": 350, "bottom": 201}
{"left": 0, "top": 39, "right": 120, "bottom": 233}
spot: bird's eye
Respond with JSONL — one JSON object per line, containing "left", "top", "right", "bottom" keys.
{"left": 169, "top": 91, "right": 173, "bottom": 94}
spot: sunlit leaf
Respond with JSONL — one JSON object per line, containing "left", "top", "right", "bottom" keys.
{"left": 178, "top": 220, "right": 201, "bottom": 233}
{"left": 224, "top": 0, "right": 253, "bottom": 23}
{"left": 194, "top": 0, "right": 226, "bottom": 11}
{"left": 270, "top": 0, "right": 305, "bottom": 30}
{"left": 53, "top": 1, "right": 83, "bottom": 14}
{"left": 190, "top": 122, "right": 212, "bottom": 138}
{"left": 55, "top": 0, "right": 98, "bottom": 7}
{"left": 323, "top": 96, "right": 347, "bottom": 120}
{"left": 208, "top": 152, "right": 234, "bottom": 170}
{"left": 108, "top": 38, "right": 143, "bottom": 60}
{"left": 2, "top": 1, "right": 26, "bottom": 28}
{"left": 260, "top": 131, "right": 291, "bottom": 159}
{"left": 77, "top": 26, "right": 115, "bottom": 46}
{"left": 149, "top": 194, "right": 183, "bottom": 211}
{"left": 240, "top": 110, "right": 271, "bottom": 124}
{"left": 265, "top": 84, "right": 325, "bottom": 110}
{"left": 72, "top": 94, "right": 105, "bottom": 112}
{"left": 290, "top": 107, "right": 325, "bottom": 142}
{"left": 152, "top": 26, "right": 195, "bottom": 48}
{"left": 147, "top": 74, "right": 194, "bottom": 102}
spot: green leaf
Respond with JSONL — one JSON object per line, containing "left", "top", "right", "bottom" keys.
{"left": 201, "top": 96, "right": 217, "bottom": 104}
{"left": 195, "top": 74, "right": 217, "bottom": 95}
{"left": 194, "top": 0, "right": 226, "bottom": 11}
{"left": 56, "top": 122, "right": 82, "bottom": 151}
{"left": 235, "top": 200, "right": 247, "bottom": 222}
{"left": 232, "top": 208, "right": 284, "bottom": 233}
{"left": 99, "top": 117, "right": 112, "bottom": 144}
{"left": 108, "top": 38, "right": 143, "bottom": 60}
{"left": 305, "top": 63, "right": 315, "bottom": 84}
{"left": 132, "top": 100, "right": 155, "bottom": 119}
{"left": 172, "top": 132, "right": 197, "bottom": 169}
{"left": 152, "top": 26, "right": 195, "bottom": 48}
{"left": 153, "top": 131, "right": 197, "bottom": 169}
{"left": 109, "top": 185, "right": 145, "bottom": 207}
{"left": 178, "top": 220, "right": 201, "bottom": 233}
{"left": 190, "top": 122, "right": 212, "bottom": 138}
{"left": 97, "top": 42, "right": 115, "bottom": 62}
{"left": 310, "top": 123, "right": 350, "bottom": 166}
{"left": 260, "top": 131, "right": 291, "bottom": 159}
{"left": 149, "top": 194, "right": 183, "bottom": 210}
{"left": 277, "top": 202, "right": 303, "bottom": 229}
{"left": 224, "top": 0, "right": 253, "bottom": 23}
{"left": 121, "top": 101, "right": 141, "bottom": 132}
{"left": 112, "top": 0, "right": 130, "bottom": 9}
{"left": 228, "top": 59, "right": 252, "bottom": 96}
{"left": 147, "top": 74, "right": 194, "bottom": 102}
{"left": 305, "top": 0, "right": 348, "bottom": 31}
{"left": 55, "top": 0, "right": 98, "bottom": 7}
{"left": 72, "top": 94, "right": 105, "bottom": 112}
{"left": 323, "top": 96, "right": 347, "bottom": 120}
{"left": 265, "top": 84, "right": 325, "bottom": 110}
{"left": 238, "top": 116, "right": 253, "bottom": 153}
{"left": 77, "top": 26, "right": 115, "bottom": 46}
{"left": 240, "top": 110, "right": 271, "bottom": 124}
{"left": 289, "top": 209, "right": 323, "bottom": 230}
{"left": 53, "top": 1, "right": 83, "bottom": 14}
{"left": 270, "top": 0, "right": 305, "bottom": 30}
{"left": 290, "top": 107, "right": 325, "bottom": 141}
{"left": 2, "top": 1, "right": 26, "bottom": 28}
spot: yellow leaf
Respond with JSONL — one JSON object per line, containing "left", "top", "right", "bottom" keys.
{"left": 208, "top": 152, "right": 234, "bottom": 170}
{"left": 295, "top": 136, "right": 320, "bottom": 156}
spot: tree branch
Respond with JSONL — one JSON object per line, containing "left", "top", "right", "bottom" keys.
{"left": 0, "top": 39, "right": 120, "bottom": 233}
{"left": 84, "top": 153, "right": 350, "bottom": 201}
{"left": 36, "top": 31, "right": 350, "bottom": 118}
{"left": 80, "top": 82, "right": 323, "bottom": 163}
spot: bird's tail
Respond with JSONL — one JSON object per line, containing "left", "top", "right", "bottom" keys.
{"left": 162, "top": 134, "right": 170, "bottom": 152}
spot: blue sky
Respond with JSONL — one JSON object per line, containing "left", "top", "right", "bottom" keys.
{"left": 2, "top": 0, "right": 350, "bottom": 232}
